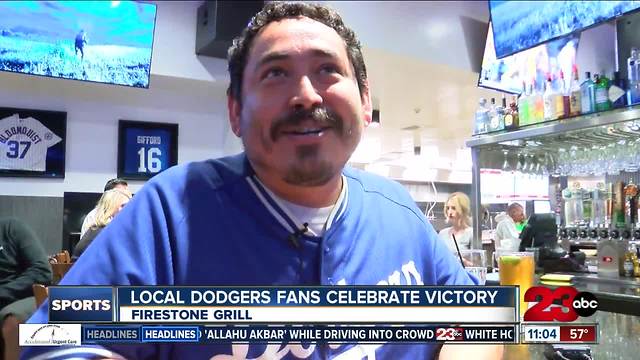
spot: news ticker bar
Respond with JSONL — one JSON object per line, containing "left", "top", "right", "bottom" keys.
{"left": 19, "top": 323, "right": 601, "bottom": 347}
{"left": 48, "top": 286, "right": 519, "bottom": 324}
{"left": 80, "top": 324, "right": 521, "bottom": 344}
{"left": 522, "top": 324, "right": 598, "bottom": 344}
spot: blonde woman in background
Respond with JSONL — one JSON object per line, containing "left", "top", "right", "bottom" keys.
{"left": 438, "top": 192, "right": 473, "bottom": 252}
{"left": 72, "top": 188, "right": 132, "bottom": 260}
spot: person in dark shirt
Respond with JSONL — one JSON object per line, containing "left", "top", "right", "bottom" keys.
{"left": 73, "top": 188, "right": 132, "bottom": 261}
{"left": 0, "top": 217, "right": 51, "bottom": 360}
{"left": 75, "top": 29, "right": 88, "bottom": 60}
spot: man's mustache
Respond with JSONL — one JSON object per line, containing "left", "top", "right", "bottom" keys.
{"left": 270, "top": 106, "right": 344, "bottom": 142}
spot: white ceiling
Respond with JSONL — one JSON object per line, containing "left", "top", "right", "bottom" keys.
{"left": 323, "top": 1, "right": 490, "bottom": 71}
{"left": 317, "top": 1, "right": 501, "bottom": 175}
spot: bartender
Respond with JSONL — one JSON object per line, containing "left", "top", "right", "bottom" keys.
{"left": 494, "top": 203, "right": 526, "bottom": 251}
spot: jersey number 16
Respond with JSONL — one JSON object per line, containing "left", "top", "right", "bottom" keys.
{"left": 137, "top": 147, "right": 162, "bottom": 173}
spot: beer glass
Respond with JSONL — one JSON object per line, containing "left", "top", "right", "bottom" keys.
{"left": 459, "top": 249, "right": 487, "bottom": 285}
{"left": 498, "top": 251, "right": 535, "bottom": 317}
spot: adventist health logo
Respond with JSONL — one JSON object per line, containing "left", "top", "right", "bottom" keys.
{"left": 19, "top": 324, "right": 81, "bottom": 346}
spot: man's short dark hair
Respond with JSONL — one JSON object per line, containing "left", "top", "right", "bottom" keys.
{"left": 227, "top": 2, "right": 368, "bottom": 104}
{"left": 507, "top": 203, "right": 523, "bottom": 217}
{"left": 104, "top": 178, "right": 128, "bottom": 192}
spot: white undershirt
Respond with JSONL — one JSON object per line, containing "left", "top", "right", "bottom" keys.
{"left": 275, "top": 198, "right": 334, "bottom": 236}
{"left": 256, "top": 176, "right": 346, "bottom": 237}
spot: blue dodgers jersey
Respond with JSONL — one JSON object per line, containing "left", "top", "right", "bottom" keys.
{"left": 23, "top": 153, "right": 478, "bottom": 360}
{"left": 122, "top": 127, "right": 172, "bottom": 176}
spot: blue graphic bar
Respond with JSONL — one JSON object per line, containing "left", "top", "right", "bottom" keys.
{"left": 83, "top": 325, "right": 141, "bottom": 344}
{"left": 117, "top": 286, "right": 517, "bottom": 307}
{"left": 49, "top": 286, "right": 114, "bottom": 323}
{"left": 141, "top": 326, "right": 200, "bottom": 342}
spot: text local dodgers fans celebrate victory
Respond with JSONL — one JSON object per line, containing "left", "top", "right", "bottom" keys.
{"left": 23, "top": 2, "right": 501, "bottom": 360}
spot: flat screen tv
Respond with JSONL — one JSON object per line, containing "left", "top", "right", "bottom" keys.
{"left": 0, "top": 106, "right": 66, "bottom": 178}
{"left": 490, "top": 0, "right": 640, "bottom": 59}
{"left": 478, "top": 21, "right": 579, "bottom": 95}
{"left": 0, "top": 1, "right": 157, "bottom": 88}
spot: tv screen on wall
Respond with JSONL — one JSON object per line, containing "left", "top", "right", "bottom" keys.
{"left": 479, "top": 22, "right": 579, "bottom": 95}
{"left": 490, "top": 0, "right": 640, "bottom": 59}
{"left": 0, "top": 107, "right": 66, "bottom": 178}
{"left": 0, "top": 1, "right": 157, "bottom": 88}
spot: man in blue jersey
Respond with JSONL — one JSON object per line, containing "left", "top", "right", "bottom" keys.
{"left": 24, "top": 2, "right": 502, "bottom": 359}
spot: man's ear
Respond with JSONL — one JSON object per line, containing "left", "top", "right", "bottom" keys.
{"left": 360, "top": 81, "right": 373, "bottom": 126}
{"left": 228, "top": 92, "right": 242, "bottom": 137}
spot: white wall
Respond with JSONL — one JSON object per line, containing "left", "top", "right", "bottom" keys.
{"left": 0, "top": 1, "right": 242, "bottom": 197}
{"left": 150, "top": 1, "right": 228, "bottom": 83}
{"left": 0, "top": 72, "right": 232, "bottom": 196}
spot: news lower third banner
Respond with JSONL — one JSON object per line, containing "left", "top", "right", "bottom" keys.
{"left": 20, "top": 324, "right": 519, "bottom": 346}
{"left": 48, "top": 286, "right": 518, "bottom": 323}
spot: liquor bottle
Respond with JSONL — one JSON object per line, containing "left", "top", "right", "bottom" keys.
{"left": 580, "top": 71, "right": 596, "bottom": 114}
{"left": 505, "top": 95, "right": 519, "bottom": 130}
{"left": 595, "top": 73, "right": 612, "bottom": 112}
{"left": 629, "top": 48, "right": 640, "bottom": 105}
{"left": 558, "top": 70, "right": 570, "bottom": 118}
{"left": 498, "top": 95, "right": 507, "bottom": 131}
{"left": 610, "top": 71, "right": 627, "bottom": 108}
{"left": 614, "top": 180, "right": 626, "bottom": 229}
{"left": 488, "top": 97, "right": 498, "bottom": 132}
{"left": 583, "top": 186, "right": 593, "bottom": 225}
{"left": 606, "top": 182, "right": 614, "bottom": 228}
{"left": 543, "top": 75, "right": 556, "bottom": 121}
{"left": 634, "top": 246, "right": 640, "bottom": 277}
{"left": 532, "top": 81, "right": 544, "bottom": 123}
{"left": 518, "top": 81, "right": 529, "bottom": 126}
{"left": 569, "top": 65, "right": 582, "bottom": 116}
{"left": 553, "top": 73, "right": 565, "bottom": 119}
{"left": 624, "top": 179, "right": 638, "bottom": 226}
{"left": 591, "top": 183, "right": 606, "bottom": 227}
{"left": 474, "top": 98, "right": 489, "bottom": 135}
{"left": 630, "top": 48, "right": 639, "bottom": 83}
{"left": 623, "top": 243, "right": 636, "bottom": 277}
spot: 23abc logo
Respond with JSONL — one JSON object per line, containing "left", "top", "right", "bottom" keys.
{"left": 523, "top": 286, "right": 598, "bottom": 322}
{"left": 435, "top": 328, "right": 464, "bottom": 341}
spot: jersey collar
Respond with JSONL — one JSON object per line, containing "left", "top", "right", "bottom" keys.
{"left": 245, "top": 174, "right": 348, "bottom": 237}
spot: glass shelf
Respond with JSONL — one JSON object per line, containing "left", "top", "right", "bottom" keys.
{"left": 466, "top": 104, "right": 640, "bottom": 148}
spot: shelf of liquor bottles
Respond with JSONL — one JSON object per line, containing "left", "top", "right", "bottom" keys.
{"left": 465, "top": 105, "right": 640, "bottom": 250}
{"left": 467, "top": 104, "right": 640, "bottom": 149}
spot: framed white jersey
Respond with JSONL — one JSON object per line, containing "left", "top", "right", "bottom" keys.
{"left": 117, "top": 120, "right": 178, "bottom": 180}
{"left": 0, "top": 107, "right": 66, "bottom": 178}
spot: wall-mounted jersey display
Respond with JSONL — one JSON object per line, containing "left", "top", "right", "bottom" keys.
{"left": 117, "top": 120, "right": 178, "bottom": 180}
{"left": 0, "top": 107, "right": 66, "bottom": 178}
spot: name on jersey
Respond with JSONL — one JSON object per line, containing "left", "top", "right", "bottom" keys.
{"left": 137, "top": 136, "right": 162, "bottom": 145}
{"left": 0, "top": 126, "right": 42, "bottom": 144}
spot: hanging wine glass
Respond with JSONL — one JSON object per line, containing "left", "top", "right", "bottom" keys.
{"left": 516, "top": 152, "right": 525, "bottom": 175}
{"left": 623, "top": 139, "right": 638, "bottom": 172}
{"left": 593, "top": 145, "right": 606, "bottom": 176}
{"left": 557, "top": 148, "right": 568, "bottom": 177}
{"left": 527, "top": 154, "right": 537, "bottom": 174}
{"left": 501, "top": 149, "right": 511, "bottom": 172}
{"left": 541, "top": 153, "right": 550, "bottom": 177}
